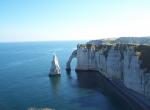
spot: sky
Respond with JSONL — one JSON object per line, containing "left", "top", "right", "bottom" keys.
{"left": 0, "top": 0, "right": 150, "bottom": 42}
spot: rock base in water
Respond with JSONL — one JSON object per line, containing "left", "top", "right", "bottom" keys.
{"left": 49, "top": 74, "right": 61, "bottom": 77}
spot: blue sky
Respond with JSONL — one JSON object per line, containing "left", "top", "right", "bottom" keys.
{"left": 0, "top": 0, "right": 150, "bottom": 42}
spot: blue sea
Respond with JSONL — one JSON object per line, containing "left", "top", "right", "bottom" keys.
{"left": 0, "top": 41, "right": 133, "bottom": 110}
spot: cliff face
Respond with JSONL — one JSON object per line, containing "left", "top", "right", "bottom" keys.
{"left": 75, "top": 44, "right": 150, "bottom": 98}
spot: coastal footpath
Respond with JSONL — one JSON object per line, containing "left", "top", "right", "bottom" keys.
{"left": 66, "top": 37, "right": 150, "bottom": 99}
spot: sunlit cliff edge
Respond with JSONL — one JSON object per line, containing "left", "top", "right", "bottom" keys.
{"left": 66, "top": 37, "right": 150, "bottom": 99}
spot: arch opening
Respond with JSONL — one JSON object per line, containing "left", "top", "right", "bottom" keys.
{"left": 66, "top": 50, "right": 77, "bottom": 71}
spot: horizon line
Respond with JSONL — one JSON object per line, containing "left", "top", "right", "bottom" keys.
{"left": 0, "top": 39, "right": 89, "bottom": 43}
{"left": 0, "top": 36, "right": 150, "bottom": 43}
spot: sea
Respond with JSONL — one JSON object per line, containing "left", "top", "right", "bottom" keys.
{"left": 0, "top": 41, "right": 133, "bottom": 110}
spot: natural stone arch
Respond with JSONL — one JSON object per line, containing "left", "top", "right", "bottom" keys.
{"left": 66, "top": 50, "right": 77, "bottom": 71}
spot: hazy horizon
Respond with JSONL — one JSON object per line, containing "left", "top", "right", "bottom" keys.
{"left": 1, "top": 0, "right": 150, "bottom": 42}
{"left": 0, "top": 39, "right": 88, "bottom": 43}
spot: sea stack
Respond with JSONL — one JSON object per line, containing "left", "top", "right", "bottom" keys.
{"left": 49, "top": 54, "right": 61, "bottom": 76}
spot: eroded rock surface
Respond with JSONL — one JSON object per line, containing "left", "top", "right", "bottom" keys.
{"left": 49, "top": 54, "right": 61, "bottom": 76}
{"left": 67, "top": 38, "right": 150, "bottom": 98}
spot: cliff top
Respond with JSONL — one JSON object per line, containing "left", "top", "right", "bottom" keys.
{"left": 87, "top": 37, "right": 150, "bottom": 45}
{"left": 78, "top": 43, "right": 150, "bottom": 73}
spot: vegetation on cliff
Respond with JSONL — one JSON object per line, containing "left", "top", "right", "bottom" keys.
{"left": 78, "top": 43, "right": 150, "bottom": 73}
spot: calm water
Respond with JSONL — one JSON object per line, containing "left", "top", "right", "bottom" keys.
{"left": 0, "top": 41, "right": 133, "bottom": 110}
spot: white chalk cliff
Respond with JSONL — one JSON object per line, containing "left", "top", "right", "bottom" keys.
{"left": 67, "top": 38, "right": 150, "bottom": 98}
{"left": 49, "top": 54, "right": 61, "bottom": 76}
{"left": 66, "top": 50, "right": 77, "bottom": 71}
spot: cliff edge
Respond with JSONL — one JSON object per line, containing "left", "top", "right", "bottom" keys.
{"left": 67, "top": 37, "right": 150, "bottom": 99}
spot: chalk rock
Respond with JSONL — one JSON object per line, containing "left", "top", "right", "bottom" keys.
{"left": 49, "top": 54, "right": 61, "bottom": 76}
{"left": 66, "top": 50, "right": 77, "bottom": 71}
{"left": 67, "top": 41, "right": 150, "bottom": 98}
